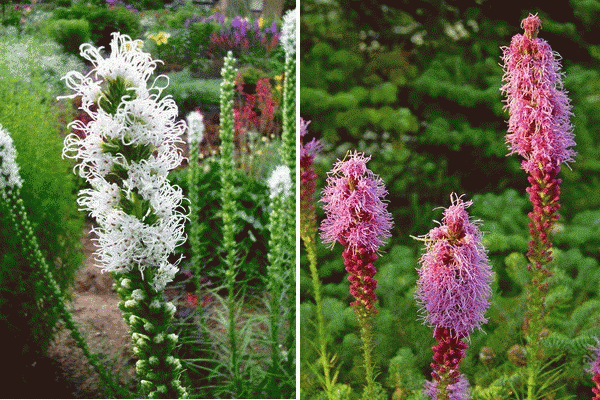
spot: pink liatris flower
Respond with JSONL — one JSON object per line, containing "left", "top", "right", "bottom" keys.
{"left": 416, "top": 194, "right": 493, "bottom": 399}
{"left": 501, "top": 14, "right": 576, "bottom": 358}
{"left": 501, "top": 13, "right": 575, "bottom": 174}
{"left": 589, "top": 339, "right": 600, "bottom": 399}
{"left": 300, "top": 118, "right": 323, "bottom": 240}
{"left": 320, "top": 151, "right": 393, "bottom": 313}
{"left": 501, "top": 13, "right": 575, "bottom": 269}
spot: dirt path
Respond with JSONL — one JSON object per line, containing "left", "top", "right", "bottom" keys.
{"left": 45, "top": 223, "right": 135, "bottom": 398}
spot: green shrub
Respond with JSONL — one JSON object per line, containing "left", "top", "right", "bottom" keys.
{"left": 48, "top": 18, "right": 90, "bottom": 55}
{"left": 0, "top": 58, "right": 84, "bottom": 388}
{"left": 52, "top": 3, "right": 141, "bottom": 48}
{"left": 163, "top": 68, "right": 222, "bottom": 115}
{"left": 169, "top": 161, "right": 270, "bottom": 288}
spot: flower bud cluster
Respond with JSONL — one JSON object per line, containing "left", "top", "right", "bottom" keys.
{"left": 280, "top": 9, "right": 297, "bottom": 57}
{"left": 61, "top": 33, "right": 187, "bottom": 291}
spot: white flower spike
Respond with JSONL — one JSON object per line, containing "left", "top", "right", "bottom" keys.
{"left": 0, "top": 124, "right": 23, "bottom": 191}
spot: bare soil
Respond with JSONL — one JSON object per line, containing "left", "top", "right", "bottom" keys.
{"left": 44, "top": 223, "right": 136, "bottom": 398}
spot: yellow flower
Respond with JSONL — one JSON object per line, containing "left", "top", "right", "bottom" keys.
{"left": 149, "top": 31, "right": 171, "bottom": 46}
{"left": 258, "top": 15, "right": 265, "bottom": 29}
{"left": 274, "top": 74, "right": 284, "bottom": 91}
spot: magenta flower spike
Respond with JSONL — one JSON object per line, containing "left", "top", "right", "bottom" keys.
{"left": 300, "top": 118, "right": 323, "bottom": 240}
{"left": 320, "top": 151, "right": 393, "bottom": 313}
{"left": 501, "top": 13, "right": 575, "bottom": 270}
{"left": 589, "top": 340, "right": 600, "bottom": 399}
{"left": 320, "top": 150, "right": 392, "bottom": 395}
{"left": 501, "top": 17, "right": 576, "bottom": 392}
{"left": 501, "top": 13, "right": 575, "bottom": 174}
{"left": 416, "top": 194, "right": 492, "bottom": 399}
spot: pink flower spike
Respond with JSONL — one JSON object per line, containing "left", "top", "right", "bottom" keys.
{"left": 320, "top": 151, "right": 393, "bottom": 253}
{"left": 500, "top": 13, "right": 576, "bottom": 173}
{"left": 416, "top": 194, "right": 493, "bottom": 338}
{"left": 589, "top": 339, "right": 600, "bottom": 398}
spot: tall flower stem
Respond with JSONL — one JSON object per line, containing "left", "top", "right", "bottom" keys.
{"left": 501, "top": 14, "right": 575, "bottom": 399}
{"left": 60, "top": 33, "right": 189, "bottom": 398}
{"left": 0, "top": 126, "right": 118, "bottom": 395}
{"left": 266, "top": 165, "right": 293, "bottom": 393}
{"left": 300, "top": 119, "right": 333, "bottom": 394}
{"left": 187, "top": 110, "right": 206, "bottom": 297}
{"left": 280, "top": 9, "right": 297, "bottom": 363}
{"left": 320, "top": 151, "right": 393, "bottom": 397}
{"left": 219, "top": 51, "right": 242, "bottom": 394}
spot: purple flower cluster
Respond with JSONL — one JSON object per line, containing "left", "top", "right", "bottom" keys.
{"left": 320, "top": 151, "right": 393, "bottom": 253}
{"left": 416, "top": 194, "right": 493, "bottom": 338}
{"left": 424, "top": 366, "right": 470, "bottom": 400}
{"left": 183, "top": 13, "right": 279, "bottom": 49}
{"left": 501, "top": 13, "right": 575, "bottom": 174}
{"left": 105, "top": 0, "right": 138, "bottom": 12}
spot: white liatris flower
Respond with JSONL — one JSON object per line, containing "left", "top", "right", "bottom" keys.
{"left": 280, "top": 9, "right": 297, "bottom": 57}
{"left": 60, "top": 32, "right": 187, "bottom": 292}
{"left": 186, "top": 110, "right": 204, "bottom": 145}
{"left": 0, "top": 124, "right": 23, "bottom": 191}
{"left": 268, "top": 165, "right": 292, "bottom": 200}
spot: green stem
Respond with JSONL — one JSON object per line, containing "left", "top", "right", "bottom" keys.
{"left": 303, "top": 234, "right": 334, "bottom": 396}
{"left": 267, "top": 197, "right": 285, "bottom": 379}
{"left": 355, "top": 307, "right": 376, "bottom": 396}
{"left": 114, "top": 272, "right": 188, "bottom": 398}
{"left": 281, "top": 49, "right": 297, "bottom": 381}
{"left": 1, "top": 188, "right": 119, "bottom": 396}
{"left": 220, "top": 51, "right": 242, "bottom": 394}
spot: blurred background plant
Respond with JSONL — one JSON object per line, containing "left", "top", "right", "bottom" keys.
{"left": 300, "top": 0, "right": 600, "bottom": 398}
{"left": 0, "top": 30, "right": 84, "bottom": 395}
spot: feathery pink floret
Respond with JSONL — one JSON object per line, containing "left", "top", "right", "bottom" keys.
{"left": 424, "top": 373, "right": 470, "bottom": 400}
{"left": 300, "top": 118, "right": 323, "bottom": 162}
{"left": 320, "top": 151, "right": 392, "bottom": 253}
{"left": 589, "top": 339, "right": 600, "bottom": 398}
{"left": 501, "top": 13, "right": 576, "bottom": 173}
{"left": 416, "top": 194, "right": 493, "bottom": 338}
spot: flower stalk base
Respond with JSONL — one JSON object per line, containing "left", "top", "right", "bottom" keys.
{"left": 114, "top": 272, "right": 187, "bottom": 398}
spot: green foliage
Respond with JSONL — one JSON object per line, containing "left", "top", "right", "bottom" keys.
{"left": 0, "top": 55, "right": 83, "bottom": 387}
{"left": 386, "top": 348, "right": 426, "bottom": 397}
{"left": 169, "top": 162, "right": 270, "bottom": 287}
{"left": 163, "top": 68, "right": 221, "bottom": 116}
{"left": 48, "top": 18, "right": 91, "bottom": 55}
{"left": 51, "top": 3, "right": 141, "bottom": 48}
{"left": 149, "top": 21, "right": 216, "bottom": 77}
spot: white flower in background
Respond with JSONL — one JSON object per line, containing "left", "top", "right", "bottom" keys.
{"left": 61, "top": 32, "right": 187, "bottom": 291}
{"left": 280, "top": 9, "right": 297, "bottom": 57}
{"left": 268, "top": 165, "right": 292, "bottom": 200}
{"left": 186, "top": 110, "right": 204, "bottom": 145}
{"left": 0, "top": 124, "right": 23, "bottom": 191}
